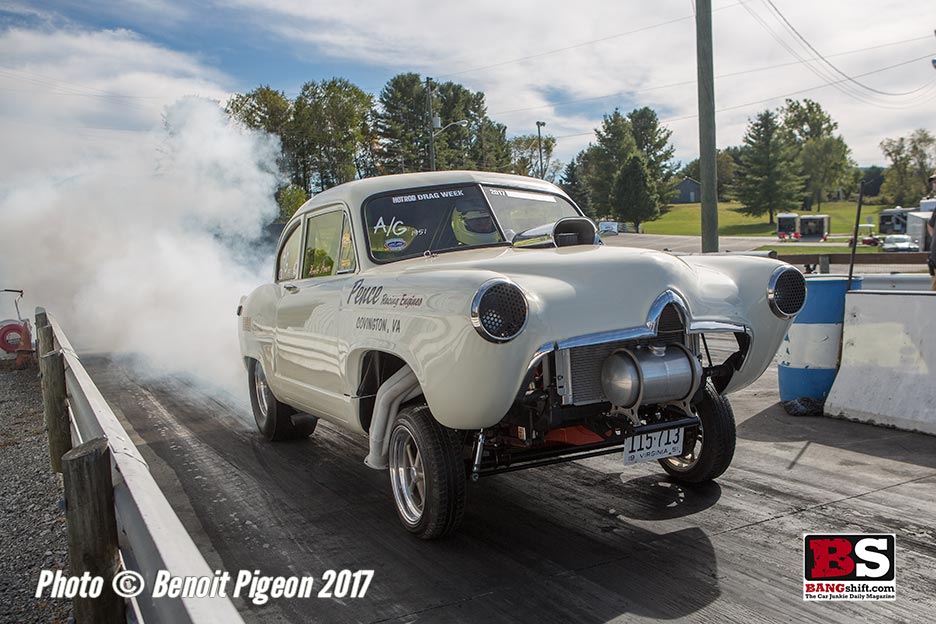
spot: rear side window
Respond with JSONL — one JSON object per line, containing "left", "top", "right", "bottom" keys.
{"left": 303, "top": 211, "right": 344, "bottom": 279}
{"left": 277, "top": 224, "right": 302, "bottom": 282}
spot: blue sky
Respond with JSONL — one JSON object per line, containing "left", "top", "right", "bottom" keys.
{"left": 2, "top": 0, "right": 935, "bottom": 167}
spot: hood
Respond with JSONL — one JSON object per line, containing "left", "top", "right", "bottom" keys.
{"left": 365, "top": 245, "right": 760, "bottom": 341}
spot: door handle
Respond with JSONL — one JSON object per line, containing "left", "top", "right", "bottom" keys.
{"left": 283, "top": 283, "right": 299, "bottom": 293}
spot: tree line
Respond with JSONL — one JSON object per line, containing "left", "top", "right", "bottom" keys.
{"left": 227, "top": 74, "right": 559, "bottom": 220}
{"left": 226, "top": 76, "right": 934, "bottom": 225}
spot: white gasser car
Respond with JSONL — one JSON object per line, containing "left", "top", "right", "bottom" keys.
{"left": 237, "top": 171, "right": 806, "bottom": 539}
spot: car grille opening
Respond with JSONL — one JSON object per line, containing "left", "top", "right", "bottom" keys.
{"left": 476, "top": 281, "right": 527, "bottom": 341}
{"left": 770, "top": 268, "right": 807, "bottom": 318}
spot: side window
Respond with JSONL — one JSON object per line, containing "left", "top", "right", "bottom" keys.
{"left": 337, "top": 214, "right": 356, "bottom": 274}
{"left": 302, "top": 211, "right": 344, "bottom": 279}
{"left": 277, "top": 224, "right": 302, "bottom": 282}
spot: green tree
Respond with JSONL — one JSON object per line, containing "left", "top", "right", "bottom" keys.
{"left": 609, "top": 155, "right": 658, "bottom": 228}
{"left": 508, "top": 133, "right": 560, "bottom": 181}
{"left": 627, "top": 107, "right": 678, "bottom": 205}
{"left": 879, "top": 136, "right": 916, "bottom": 206}
{"left": 226, "top": 85, "right": 291, "bottom": 137}
{"left": 781, "top": 98, "right": 850, "bottom": 210}
{"left": 731, "top": 109, "right": 803, "bottom": 224}
{"left": 559, "top": 151, "right": 591, "bottom": 216}
{"left": 376, "top": 73, "right": 430, "bottom": 173}
{"left": 582, "top": 110, "right": 639, "bottom": 216}
{"left": 908, "top": 129, "right": 936, "bottom": 194}
{"left": 680, "top": 150, "right": 736, "bottom": 201}
{"left": 290, "top": 78, "right": 375, "bottom": 193}
{"left": 862, "top": 165, "right": 885, "bottom": 196}
{"left": 781, "top": 98, "right": 836, "bottom": 143}
{"left": 276, "top": 185, "right": 308, "bottom": 222}
{"left": 473, "top": 118, "right": 512, "bottom": 173}
{"left": 799, "top": 135, "right": 852, "bottom": 211}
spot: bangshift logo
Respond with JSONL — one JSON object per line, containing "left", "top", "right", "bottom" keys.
{"left": 803, "top": 534, "right": 896, "bottom": 601}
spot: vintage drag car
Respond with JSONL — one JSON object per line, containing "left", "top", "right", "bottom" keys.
{"left": 237, "top": 171, "right": 806, "bottom": 538}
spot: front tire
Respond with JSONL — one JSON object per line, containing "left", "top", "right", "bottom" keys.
{"left": 247, "top": 358, "right": 315, "bottom": 441}
{"left": 659, "top": 383, "right": 736, "bottom": 484}
{"left": 388, "top": 404, "right": 466, "bottom": 539}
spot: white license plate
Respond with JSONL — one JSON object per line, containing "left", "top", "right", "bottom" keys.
{"left": 622, "top": 427, "right": 685, "bottom": 465}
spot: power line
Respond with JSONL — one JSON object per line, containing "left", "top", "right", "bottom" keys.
{"left": 550, "top": 52, "right": 936, "bottom": 141}
{"left": 761, "top": 0, "right": 929, "bottom": 98}
{"left": 488, "top": 35, "right": 934, "bottom": 117}
{"left": 436, "top": 2, "right": 745, "bottom": 80}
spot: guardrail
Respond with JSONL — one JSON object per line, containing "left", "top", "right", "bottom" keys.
{"left": 36, "top": 308, "right": 244, "bottom": 624}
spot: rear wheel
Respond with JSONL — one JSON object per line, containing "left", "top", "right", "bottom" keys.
{"left": 247, "top": 358, "right": 315, "bottom": 441}
{"left": 388, "top": 404, "right": 466, "bottom": 539}
{"left": 659, "top": 383, "right": 735, "bottom": 483}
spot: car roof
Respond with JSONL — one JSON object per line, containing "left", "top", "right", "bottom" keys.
{"left": 291, "top": 171, "right": 572, "bottom": 220}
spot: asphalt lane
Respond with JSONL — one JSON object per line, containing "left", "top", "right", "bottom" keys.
{"left": 85, "top": 354, "right": 936, "bottom": 623}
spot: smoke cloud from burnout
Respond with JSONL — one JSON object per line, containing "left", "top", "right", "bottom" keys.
{"left": 1, "top": 97, "right": 281, "bottom": 401}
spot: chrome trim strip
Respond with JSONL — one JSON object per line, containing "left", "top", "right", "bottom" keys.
{"left": 554, "top": 348, "right": 573, "bottom": 405}
{"left": 687, "top": 320, "right": 748, "bottom": 334}
{"left": 645, "top": 290, "right": 690, "bottom": 334}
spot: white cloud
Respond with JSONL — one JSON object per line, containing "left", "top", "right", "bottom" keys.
{"left": 0, "top": 26, "right": 280, "bottom": 402}
{"left": 226, "top": 0, "right": 936, "bottom": 165}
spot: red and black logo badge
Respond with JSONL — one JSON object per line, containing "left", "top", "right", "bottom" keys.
{"left": 804, "top": 534, "right": 895, "bottom": 581}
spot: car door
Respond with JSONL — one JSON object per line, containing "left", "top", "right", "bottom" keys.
{"left": 274, "top": 207, "right": 357, "bottom": 422}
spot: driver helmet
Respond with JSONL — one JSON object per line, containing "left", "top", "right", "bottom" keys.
{"left": 452, "top": 200, "right": 499, "bottom": 246}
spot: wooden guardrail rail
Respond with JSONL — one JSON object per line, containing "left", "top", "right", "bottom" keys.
{"left": 35, "top": 308, "right": 244, "bottom": 624}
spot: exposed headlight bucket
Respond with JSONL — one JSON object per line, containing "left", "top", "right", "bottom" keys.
{"left": 471, "top": 279, "right": 528, "bottom": 343}
{"left": 767, "top": 266, "right": 807, "bottom": 319}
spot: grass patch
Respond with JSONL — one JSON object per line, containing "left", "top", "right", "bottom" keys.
{"left": 643, "top": 200, "right": 891, "bottom": 237}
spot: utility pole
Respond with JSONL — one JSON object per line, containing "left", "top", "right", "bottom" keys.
{"left": 426, "top": 77, "right": 436, "bottom": 171}
{"left": 536, "top": 121, "right": 546, "bottom": 178}
{"left": 696, "top": 0, "right": 718, "bottom": 252}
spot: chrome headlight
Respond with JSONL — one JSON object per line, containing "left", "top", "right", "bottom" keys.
{"left": 767, "top": 266, "right": 807, "bottom": 319}
{"left": 471, "top": 279, "right": 528, "bottom": 343}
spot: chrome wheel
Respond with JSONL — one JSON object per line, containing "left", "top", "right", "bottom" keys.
{"left": 661, "top": 421, "right": 704, "bottom": 472}
{"left": 254, "top": 363, "right": 270, "bottom": 426}
{"left": 389, "top": 424, "right": 426, "bottom": 526}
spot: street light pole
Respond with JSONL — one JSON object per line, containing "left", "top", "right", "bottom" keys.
{"left": 426, "top": 77, "right": 436, "bottom": 171}
{"left": 536, "top": 121, "right": 546, "bottom": 178}
{"left": 696, "top": 0, "right": 719, "bottom": 252}
{"left": 432, "top": 120, "right": 469, "bottom": 171}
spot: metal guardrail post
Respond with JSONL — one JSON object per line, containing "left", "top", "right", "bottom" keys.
{"left": 40, "top": 350, "right": 71, "bottom": 473}
{"left": 62, "top": 438, "right": 124, "bottom": 624}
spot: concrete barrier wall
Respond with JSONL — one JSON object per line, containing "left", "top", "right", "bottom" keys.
{"left": 825, "top": 290, "right": 936, "bottom": 435}
{"left": 778, "top": 276, "right": 859, "bottom": 402}
{"left": 857, "top": 274, "right": 931, "bottom": 291}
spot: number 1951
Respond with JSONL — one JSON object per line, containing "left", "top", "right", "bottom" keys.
{"left": 318, "top": 570, "right": 374, "bottom": 599}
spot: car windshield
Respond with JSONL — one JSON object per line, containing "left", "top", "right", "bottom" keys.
{"left": 885, "top": 235, "right": 910, "bottom": 243}
{"left": 480, "top": 185, "right": 580, "bottom": 240}
{"left": 363, "top": 184, "right": 507, "bottom": 262}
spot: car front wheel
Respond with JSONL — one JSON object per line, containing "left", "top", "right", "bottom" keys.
{"left": 658, "top": 383, "right": 736, "bottom": 483}
{"left": 388, "top": 404, "right": 466, "bottom": 539}
{"left": 247, "top": 358, "right": 315, "bottom": 441}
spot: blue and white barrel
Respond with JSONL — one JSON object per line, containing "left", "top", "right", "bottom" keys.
{"left": 777, "top": 275, "right": 862, "bottom": 402}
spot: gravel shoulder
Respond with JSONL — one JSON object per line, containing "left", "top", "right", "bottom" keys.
{"left": 0, "top": 360, "right": 71, "bottom": 624}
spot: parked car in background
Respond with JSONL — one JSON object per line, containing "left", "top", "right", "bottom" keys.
{"left": 237, "top": 171, "right": 807, "bottom": 539}
{"left": 881, "top": 234, "right": 920, "bottom": 252}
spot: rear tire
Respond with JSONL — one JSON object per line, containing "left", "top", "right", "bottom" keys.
{"left": 388, "top": 404, "right": 466, "bottom": 539}
{"left": 247, "top": 358, "right": 315, "bottom": 441}
{"left": 659, "top": 383, "right": 735, "bottom": 484}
